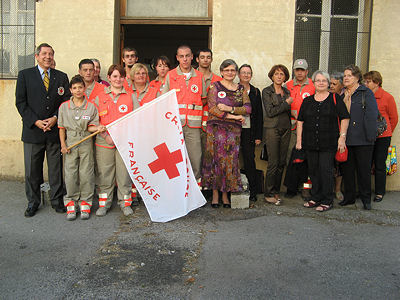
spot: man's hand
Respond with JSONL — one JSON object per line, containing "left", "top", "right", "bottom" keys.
{"left": 34, "top": 120, "right": 48, "bottom": 130}
{"left": 61, "top": 145, "right": 70, "bottom": 155}
{"left": 42, "top": 116, "right": 57, "bottom": 132}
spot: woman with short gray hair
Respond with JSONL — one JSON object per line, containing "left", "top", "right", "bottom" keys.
{"left": 297, "top": 70, "right": 350, "bottom": 212}
{"left": 201, "top": 59, "right": 251, "bottom": 208}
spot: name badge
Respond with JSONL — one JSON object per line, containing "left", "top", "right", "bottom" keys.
{"left": 99, "top": 110, "right": 108, "bottom": 117}
{"left": 82, "top": 115, "right": 90, "bottom": 120}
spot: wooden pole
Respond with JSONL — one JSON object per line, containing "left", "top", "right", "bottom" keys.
{"left": 66, "top": 130, "right": 100, "bottom": 151}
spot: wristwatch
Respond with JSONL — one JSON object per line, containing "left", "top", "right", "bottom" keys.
{"left": 231, "top": 107, "right": 235, "bottom": 114}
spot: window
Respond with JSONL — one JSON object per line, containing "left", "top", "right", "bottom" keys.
{"left": 0, "top": 0, "right": 35, "bottom": 79}
{"left": 293, "top": 0, "right": 372, "bottom": 75}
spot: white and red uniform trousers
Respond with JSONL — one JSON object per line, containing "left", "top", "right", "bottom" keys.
{"left": 94, "top": 87, "right": 141, "bottom": 210}
{"left": 162, "top": 66, "right": 207, "bottom": 181}
{"left": 58, "top": 98, "right": 99, "bottom": 215}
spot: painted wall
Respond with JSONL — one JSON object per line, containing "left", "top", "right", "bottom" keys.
{"left": 0, "top": 0, "right": 117, "bottom": 180}
{"left": 369, "top": 0, "right": 400, "bottom": 190}
{"left": 211, "top": 0, "right": 296, "bottom": 89}
{"left": 212, "top": 0, "right": 296, "bottom": 171}
{"left": 36, "top": 0, "right": 117, "bottom": 79}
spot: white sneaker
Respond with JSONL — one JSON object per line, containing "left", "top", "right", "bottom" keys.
{"left": 81, "top": 212, "right": 90, "bottom": 220}
{"left": 67, "top": 212, "right": 76, "bottom": 221}
{"left": 121, "top": 206, "right": 133, "bottom": 216}
{"left": 96, "top": 207, "right": 108, "bottom": 217}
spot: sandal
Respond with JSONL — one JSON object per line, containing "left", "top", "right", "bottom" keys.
{"left": 304, "top": 200, "right": 319, "bottom": 208}
{"left": 265, "top": 196, "right": 281, "bottom": 206}
{"left": 315, "top": 204, "right": 332, "bottom": 212}
{"left": 335, "top": 191, "right": 344, "bottom": 201}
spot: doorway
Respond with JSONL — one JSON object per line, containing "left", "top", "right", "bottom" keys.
{"left": 121, "top": 24, "right": 210, "bottom": 79}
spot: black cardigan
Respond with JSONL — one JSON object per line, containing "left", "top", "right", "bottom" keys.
{"left": 245, "top": 84, "right": 263, "bottom": 141}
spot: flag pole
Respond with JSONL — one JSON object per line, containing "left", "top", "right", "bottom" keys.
{"left": 66, "top": 130, "right": 100, "bottom": 150}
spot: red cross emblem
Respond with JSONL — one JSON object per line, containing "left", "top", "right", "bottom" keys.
{"left": 148, "top": 143, "right": 183, "bottom": 179}
{"left": 119, "top": 104, "right": 128, "bottom": 113}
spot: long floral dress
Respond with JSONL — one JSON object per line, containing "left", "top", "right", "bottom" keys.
{"left": 201, "top": 81, "right": 251, "bottom": 192}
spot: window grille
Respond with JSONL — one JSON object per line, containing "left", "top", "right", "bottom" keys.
{"left": 0, "top": 0, "right": 35, "bottom": 79}
{"left": 293, "top": 0, "right": 372, "bottom": 76}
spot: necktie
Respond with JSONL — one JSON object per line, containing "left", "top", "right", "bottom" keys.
{"left": 43, "top": 71, "right": 49, "bottom": 91}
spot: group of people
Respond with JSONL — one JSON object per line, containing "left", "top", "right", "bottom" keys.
{"left": 262, "top": 60, "right": 397, "bottom": 212}
{"left": 15, "top": 42, "right": 397, "bottom": 221}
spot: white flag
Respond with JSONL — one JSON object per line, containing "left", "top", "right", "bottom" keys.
{"left": 107, "top": 90, "right": 206, "bottom": 222}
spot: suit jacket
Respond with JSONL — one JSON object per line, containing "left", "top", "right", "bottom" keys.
{"left": 15, "top": 66, "right": 70, "bottom": 144}
{"left": 262, "top": 84, "right": 291, "bottom": 129}
{"left": 247, "top": 84, "right": 263, "bottom": 140}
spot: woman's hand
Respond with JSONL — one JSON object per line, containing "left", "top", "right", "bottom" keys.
{"left": 338, "top": 136, "right": 346, "bottom": 153}
{"left": 295, "top": 140, "right": 302, "bottom": 150}
{"left": 286, "top": 97, "right": 294, "bottom": 105}
{"left": 217, "top": 103, "right": 231, "bottom": 112}
{"left": 236, "top": 115, "right": 245, "bottom": 123}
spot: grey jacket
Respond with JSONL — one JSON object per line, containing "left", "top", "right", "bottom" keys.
{"left": 262, "top": 84, "right": 291, "bottom": 129}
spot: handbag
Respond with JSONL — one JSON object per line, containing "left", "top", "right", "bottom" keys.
{"left": 335, "top": 147, "right": 348, "bottom": 162}
{"left": 260, "top": 144, "right": 268, "bottom": 161}
{"left": 361, "top": 91, "right": 387, "bottom": 137}
{"left": 386, "top": 145, "right": 397, "bottom": 175}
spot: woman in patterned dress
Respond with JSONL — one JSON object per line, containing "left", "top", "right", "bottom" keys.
{"left": 201, "top": 59, "right": 251, "bottom": 208}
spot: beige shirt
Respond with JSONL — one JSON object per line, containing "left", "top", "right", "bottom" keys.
{"left": 58, "top": 97, "right": 99, "bottom": 144}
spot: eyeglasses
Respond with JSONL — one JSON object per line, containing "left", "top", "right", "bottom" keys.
{"left": 223, "top": 69, "right": 237, "bottom": 73}
{"left": 315, "top": 79, "right": 328, "bottom": 83}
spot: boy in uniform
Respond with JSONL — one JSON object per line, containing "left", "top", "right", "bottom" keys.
{"left": 58, "top": 75, "right": 105, "bottom": 220}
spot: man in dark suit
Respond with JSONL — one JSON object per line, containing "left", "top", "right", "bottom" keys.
{"left": 16, "top": 43, "right": 71, "bottom": 217}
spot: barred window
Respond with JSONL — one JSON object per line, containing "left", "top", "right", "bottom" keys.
{"left": 0, "top": 0, "right": 35, "bottom": 79}
{"left": 294, "top": 0, "right": 372, "bottom": 75}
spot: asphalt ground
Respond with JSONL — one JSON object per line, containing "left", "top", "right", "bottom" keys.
{"left": 0, "top": 180, "right": 399, "bottom": 299}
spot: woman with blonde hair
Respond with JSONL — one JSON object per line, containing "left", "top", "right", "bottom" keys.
{"left": 129, "top": 63, "right": 160, "bottom": 106}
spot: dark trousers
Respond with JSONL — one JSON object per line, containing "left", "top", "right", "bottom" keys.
{"left": 342, "top": 145, "right": 374, "bottom": 205}
{"left": 240, "top": 128, "right": 257, "bottom": 197}
{"left": 24, "top": 142, "right": 63, "bottom": 209}
{"left": 373, "top": 137, "right": 391, "bottom": 196}
{"left": 306, "top": 150, "right": 335, "bottom": 205}
{"left": 264, "top": 127, "right": 290, "bottom": 196}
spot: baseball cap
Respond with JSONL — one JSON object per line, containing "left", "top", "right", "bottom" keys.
{"left": 293, "top": 59, "right": 308, "bottom": 70}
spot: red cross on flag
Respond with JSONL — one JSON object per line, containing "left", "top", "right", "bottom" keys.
{"left": 107, "top": 90, "right": 206, "bottom": 222}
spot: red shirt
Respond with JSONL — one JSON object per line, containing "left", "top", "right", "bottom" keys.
{"left": 375, "top": 87, "right": 398, "bottom": 138}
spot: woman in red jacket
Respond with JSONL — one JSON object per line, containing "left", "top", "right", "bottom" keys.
{"left": 364, "top": 71, "right": 398, "bottom": 202}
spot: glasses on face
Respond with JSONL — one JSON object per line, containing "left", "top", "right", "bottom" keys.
{"left": 223, "top": 69, "right": 237, "bottom": 73}
{"left": 240, "top": 72, "right": 252, "bottom": 76}
{"left": 315, "top": 79, "right": 328, "bottom": 83}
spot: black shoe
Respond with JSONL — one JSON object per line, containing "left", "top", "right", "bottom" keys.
{"left": 363, "top": 202, "right": 372, "bottom": 210}
{"left": 211, "top": 203, "right": 220, "bottom": 208}
{"left": 338, "top": 199, "right": 356, "bottom": 206}
{"left": 223, "top": 203, "right": 231, "bottom": 208}
{"left": 24, "top": 206, "right": 38, "bottom": 217}
{"left": 249, "top": 195, "right": 257, "bottom": 202}
{"left": 373, "top": 195, "right": 383, "bottom": 202}
{"left": 52, "top": 204, "right": 67, "bottom": 213}
{"left": 284, "top": 191, "right": 296, "bottom": 198}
